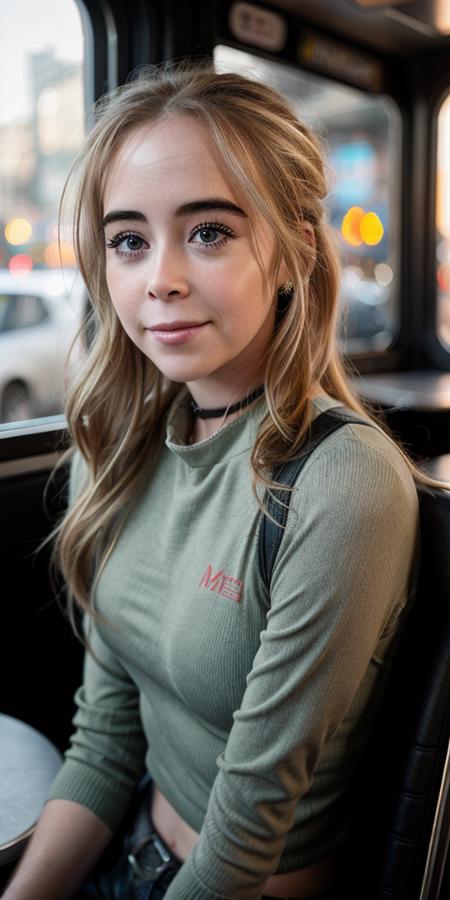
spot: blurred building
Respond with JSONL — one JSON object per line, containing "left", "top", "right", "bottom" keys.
{"left": 0, "top": 47, "right": 84, "bottom": 267}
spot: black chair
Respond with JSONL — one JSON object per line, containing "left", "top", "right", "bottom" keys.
{"left": 344, "top": 487, "right": 450, "bottom": 900}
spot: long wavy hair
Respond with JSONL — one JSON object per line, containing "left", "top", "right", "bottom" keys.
{"left": 53, "top": 63, "right": 444, "bottom": 620}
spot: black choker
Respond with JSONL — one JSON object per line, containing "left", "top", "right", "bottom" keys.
{"left": 190, "top": 385, "right": 264, "bottom": 419}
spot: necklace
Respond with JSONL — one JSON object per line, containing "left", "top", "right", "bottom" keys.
{"left": 189, "top": 385, "right": 264, "bottom": 419}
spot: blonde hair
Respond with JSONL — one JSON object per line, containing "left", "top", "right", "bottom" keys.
{"left": 53, "top": 62, "right": 445, "bottom": 619}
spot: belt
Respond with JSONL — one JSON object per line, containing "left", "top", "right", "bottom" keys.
{"left": 128, "top": 830, "right": 181, "bottom": 891}
{"left": 125, "top": 779, "right": 182, "bottom": 896}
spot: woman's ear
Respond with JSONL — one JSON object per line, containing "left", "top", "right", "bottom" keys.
{"left": 277, "top": 223, "right": 316, "bottom": 291}
{"left": 303, "top": 221, "right": 316, "bottom": 251}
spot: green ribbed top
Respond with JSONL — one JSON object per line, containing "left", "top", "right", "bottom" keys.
{"left": 49, "top": 392, "right": 419, "bottom": 899}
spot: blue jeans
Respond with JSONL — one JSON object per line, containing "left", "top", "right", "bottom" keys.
{"left": 74, "top": 859, "right": 167, "bottom": 899}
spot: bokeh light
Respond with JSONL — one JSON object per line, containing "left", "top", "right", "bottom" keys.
{"left": 437, "top": 261, "right": 450, "bottom": 292}
{"left": 341, "top": 207, "right": 384, "bottom": 247}
{"left": 5, "top": 218, "right": 33, "bottom": 246}
{"left": 341, "top": 206, "right": 365, "bottom": 246}
{"left": 375, "top": 262, "right": 393, "bottom": 286}
{"left": 360, "top": 211, "right": 384, "bottom": 245}
{"left": 9, "top": 254, "right": 33, "bottom": 274}
{"left": 44, "top": 240, "right": 76, "bottom": 268}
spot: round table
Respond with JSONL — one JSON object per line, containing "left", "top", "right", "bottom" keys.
{"left": 0, "top": 714, "right": 63, "bottom": 865}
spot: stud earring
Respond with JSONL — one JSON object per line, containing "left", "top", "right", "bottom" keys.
{"left": 279, "top": 280, "right": 294, "bottom": 296}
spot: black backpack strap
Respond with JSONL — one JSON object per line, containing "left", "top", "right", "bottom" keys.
{"left": 258, "top": 407, "right": 374, "bottom": 590}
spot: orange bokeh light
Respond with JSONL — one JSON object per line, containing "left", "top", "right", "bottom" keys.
{"left": 341, "top": 207, "right": 384, "bottom": 247}
{"left": 44, "top": 240, "right": 77, "bottom": 268}
{"left": 360, "top": 211, "right": 384, "bottom": 245}
{"left": 437, "top": 261, "right": 450, "bottom": 292}
{"left": 341, "top": 207, "right": 365, "bottom": 246}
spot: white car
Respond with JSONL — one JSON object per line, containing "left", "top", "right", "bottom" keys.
{"left": 0, "top": 269, "right": 86, "bottom": 423}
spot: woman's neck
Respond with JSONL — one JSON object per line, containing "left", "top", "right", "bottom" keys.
{"left": 188, "top": 403, "right": 253, "bottom": 444}
{"left": 187, "top": 383, "right": 325, "bottom": 445}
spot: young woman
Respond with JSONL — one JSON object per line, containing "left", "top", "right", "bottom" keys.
{"left": 3, "top": 65, "right": 425, "bottom": 900}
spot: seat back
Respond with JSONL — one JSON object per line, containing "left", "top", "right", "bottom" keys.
{"left": 345, "top": 487, "right": 450, "bottom": 900}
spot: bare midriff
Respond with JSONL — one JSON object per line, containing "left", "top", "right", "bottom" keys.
{"left": 150, "top": 785, "right": 337, "bottom": 898}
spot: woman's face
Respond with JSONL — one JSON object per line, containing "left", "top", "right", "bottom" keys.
{"left": 103, "top": 115, "right": 285, "bottom": 403}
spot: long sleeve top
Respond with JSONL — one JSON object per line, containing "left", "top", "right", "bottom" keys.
{"left": 48, "top": 391, "right": 419, "bottom": 899}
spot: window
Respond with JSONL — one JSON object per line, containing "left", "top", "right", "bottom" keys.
{"left": 0, "top": 0, "right": 85, "bottom": 424}
{"left": 214, "top": 45, "right": 401, "bottom": 354}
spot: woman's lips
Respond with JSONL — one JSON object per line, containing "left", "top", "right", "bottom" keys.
{"left": 146, "top": 321, "right": 209, "bottom": 345}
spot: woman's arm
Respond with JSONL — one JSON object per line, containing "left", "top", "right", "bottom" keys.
{"left": 48, "top": 621, "right": 147, "bottom": 830}
{"left": 2, "top": 799, "right": 112, "bottom": 900}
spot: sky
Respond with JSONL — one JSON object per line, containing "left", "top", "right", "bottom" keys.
{"left": 1, "top": 0, "right": 83, "bottom": 125}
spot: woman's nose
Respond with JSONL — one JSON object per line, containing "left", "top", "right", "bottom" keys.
{"left": 145, "top": 248, "right": 189, "bottom": 300}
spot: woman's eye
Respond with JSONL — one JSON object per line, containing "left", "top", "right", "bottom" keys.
{"left": 190, "top": 223, "right": 234, "bottom": 249}
{"left": 105, "top": 232, "right": 146, "bottom": 257}
{"left": 122, "top": 235, "right": 144, "bottom": 251}
{"left": 198, "top": 227, "right": 220, "bottom": 244}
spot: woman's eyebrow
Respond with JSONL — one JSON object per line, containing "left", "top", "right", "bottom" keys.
{"left": 102, "top": 210, "right": 147, "bottom": 228}
{"left": 102, "top": 199, "right": 247, "bottom": 230}
{"left": 175, "top": 199, "right": 247, "bottom": 218}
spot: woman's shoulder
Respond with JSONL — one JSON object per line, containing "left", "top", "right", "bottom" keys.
{"left": 271, "top": 394, "right": 419, "bottom": 621}
{"left": 295, "top": 393, "right": 419, "bottom": 516}
{"left": 311, "top": 393, "right": 412, "bottom": 470}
